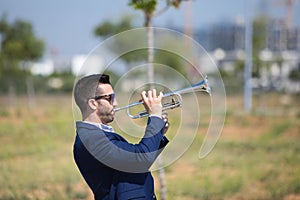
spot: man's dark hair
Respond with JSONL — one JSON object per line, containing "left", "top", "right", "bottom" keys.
{"left": 74, "top": 74, "right": 110, "bottom": 114}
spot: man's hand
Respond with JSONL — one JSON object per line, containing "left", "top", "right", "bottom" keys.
{"left": 141, "top": 89, "right": 163, "bottom": 117}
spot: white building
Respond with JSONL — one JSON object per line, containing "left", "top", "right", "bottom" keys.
{"left": 71, "top": 54, "right": 104, "bottom": 76}
{"left": 31, "top": 59, "right": 54, "bottom": 76}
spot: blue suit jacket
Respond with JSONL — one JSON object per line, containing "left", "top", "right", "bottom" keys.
{"left": 73, "top": 116, "right": 168, "bottom": 200}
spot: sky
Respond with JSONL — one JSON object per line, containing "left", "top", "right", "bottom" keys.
{"left": 1, "top": 0, "right": 300, "bottom": 58}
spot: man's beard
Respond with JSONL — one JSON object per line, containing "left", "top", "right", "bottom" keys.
{"left": 98, "top": 108, "right": 114, "bottom": 124}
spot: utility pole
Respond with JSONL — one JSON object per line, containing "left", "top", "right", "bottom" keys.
{"left": 184, "top": 0, "right": 195, "bottom": 80}
{"left": 285, "top": 0, "right": 295, "bottom": 28}
{"left": 244, "top": 0, "right": 253, "bottom": 112}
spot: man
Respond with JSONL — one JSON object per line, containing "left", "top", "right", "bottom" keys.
{"left": 73, "top": 74, "right": 169, "bottom": 200}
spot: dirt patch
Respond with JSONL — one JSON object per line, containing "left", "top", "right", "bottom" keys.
{"left": 284, "top": 194, "right": 300, "bottom": 200}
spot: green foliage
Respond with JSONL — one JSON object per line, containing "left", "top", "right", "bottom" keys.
{"left": 252, "top": 16, "right": 268, "bottom": 52}
{"left": 170, "top": 0, "right": 183, "bottom": 8}
{"left": 0, "top": 15, "right": 45, "bottom": 97}
{"left": 129, "top": 0, "right": 184, "bottom": 12}
{"left": 129, "top": 0, "right": 157, "bottom": 14}
{"left": 94, "top": 16, "right": 148, "bottom": 63}
{"left": 0, "top": 15, "right": 44, "bottom": 62}
{"left": 252, "top": 16, "right": 268, "bottom": 78}
{"left": 129, "top": 0, "right": 185, "bottom": 26}
{"left": 94, "top": 16, "right": 133, "bottom": 38}
{"left": 93, "top": 0, "right": 189, "bottom": 79}
{"left": 289, "top": 68, "right": 300, "bottom": 80}
{"left": 154, "top": 49, "right": 188, "bottom": 77}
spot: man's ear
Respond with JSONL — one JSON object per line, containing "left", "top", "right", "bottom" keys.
{"left": 87, "top": 99, "right": 98, "bottom": 110}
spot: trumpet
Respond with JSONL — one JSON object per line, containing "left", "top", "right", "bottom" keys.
{"left": 114, "top": 76, "right": 211, "bottom": 119}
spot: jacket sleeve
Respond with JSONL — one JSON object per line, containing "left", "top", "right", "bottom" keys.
{"left": 77, "top": 116, "right": 168, "bottom": 173}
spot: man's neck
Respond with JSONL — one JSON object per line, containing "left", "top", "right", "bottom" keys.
{"left": 83, "top": 114, "right": 103, "bottom": 124}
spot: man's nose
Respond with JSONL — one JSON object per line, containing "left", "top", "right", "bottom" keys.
{"left": 113, "top": 98, "right": 118, "bottom": 107}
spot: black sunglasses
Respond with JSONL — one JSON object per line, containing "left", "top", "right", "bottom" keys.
{"left": 93, "top": 93, "right": 115, "bottom": 104}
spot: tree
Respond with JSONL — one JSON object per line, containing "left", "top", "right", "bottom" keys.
{"left": 129, "top": 1, "right": 189, "bottom": 199}
{"left": 129, "top": 0, "right": 184, "bottom": 27}
{"left": 94, "top": 15, "right": 187, "bottom": 77}
{"left": 94, "top": 16, "right": 132, "bottom": 37}
{"left": 94, "top": 16, "right": 148, "bottom": 65}
{"left": 0, "top": 15, "right": 45, "bottom": 109}
{"left": 129, "top": 0, "right": 187, "bottom": 83}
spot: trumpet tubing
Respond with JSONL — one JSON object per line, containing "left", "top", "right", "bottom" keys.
{"left": 114, "top": 76, "right": 211, "bottom": 119}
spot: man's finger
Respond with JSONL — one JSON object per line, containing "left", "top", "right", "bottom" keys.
{"left": 141, "top": 91, "right": 147, "bottom": 101}
{"left": 148, "top": 90, "right": 153, "bottom": 102}
{"left": 157, "top": 91, "right": 163, "bottom": 100}
{"left": 152, "top": 89, "right": 157, "bottom": 98}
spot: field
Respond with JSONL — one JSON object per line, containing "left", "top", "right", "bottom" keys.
{"left": 0, "top": 93, "right": 299, "bottom": 200}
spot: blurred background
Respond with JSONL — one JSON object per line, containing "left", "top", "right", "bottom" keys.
{"left": 0, "top": 0, "right": 299, "bottom": 199}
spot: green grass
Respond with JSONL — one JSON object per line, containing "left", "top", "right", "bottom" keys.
{"left": 155, "top": 93, "right": 300, "bottom": 200}
{"left": 0, "top": 95, "right": 90, "bottom": 200}
{"left": 0, "top": 94, "right": 299, "bottom": 200}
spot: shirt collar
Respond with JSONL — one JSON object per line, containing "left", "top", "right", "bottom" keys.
{"left": 82, "top": 121, "right": 114, "bottom": 133}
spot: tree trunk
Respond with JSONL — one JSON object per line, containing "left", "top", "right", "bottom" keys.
{"left": 22, "top": 61, "right": 36, "bottom": 110}
{"left": 8, "top": 79, "right": 16, "bottom": 111}
{"left": 146, "top": 13, "right": 154, "bottom": 85}
{"left": 26, "top": 76, "right": 35, "bottom": 110}
{"left": 145, "top": 11, "right": 167, "bottom": 200}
